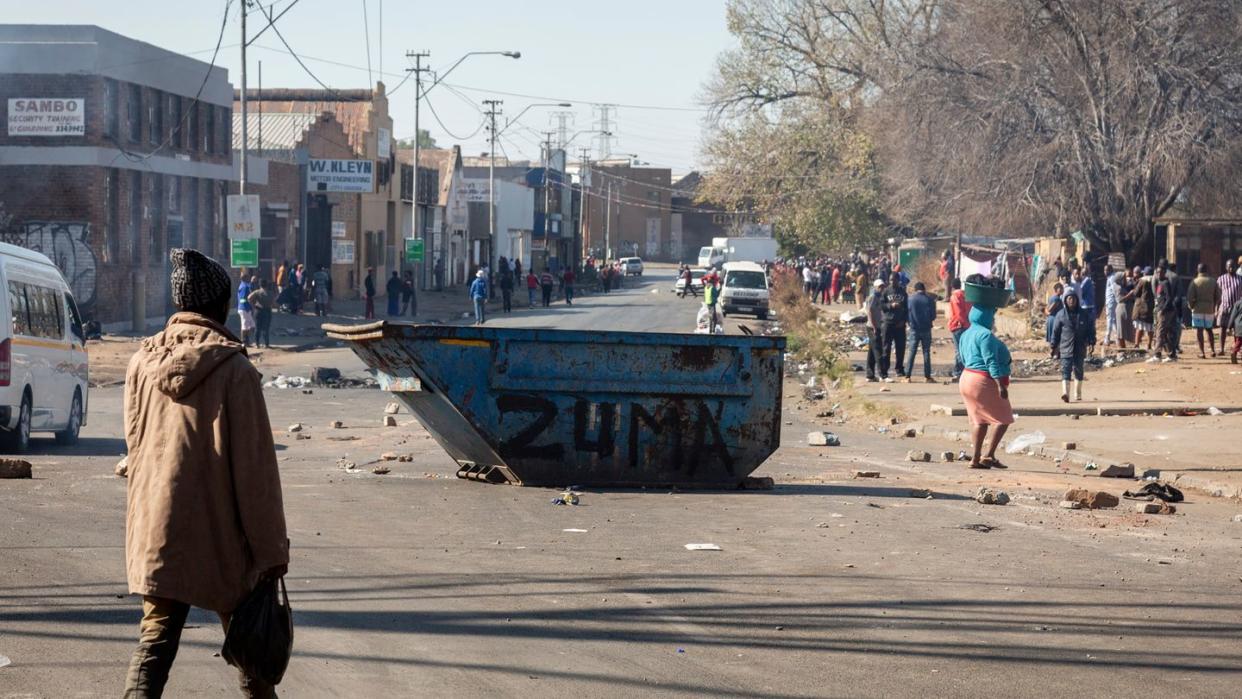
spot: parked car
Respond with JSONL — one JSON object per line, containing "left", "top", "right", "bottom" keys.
{"left": 0, "top": 242, "right": 89, "bottom": 452}
{"left": 619, "top": 257, "right": 644, "bottom": 276}
{"left": 673, "top": 269, "right": 709, "bottom": 296}
{"left": 720, "top": 261, "right": 771, "bottom": 320}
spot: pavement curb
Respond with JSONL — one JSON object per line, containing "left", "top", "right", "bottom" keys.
{"left": 913, "top": 423, "right": 1242, "bottom": 500}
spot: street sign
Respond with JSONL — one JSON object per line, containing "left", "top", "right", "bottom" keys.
{"left": 230, "top": 239, "right": 258, "bottom": 268}
{"left": 226, "top": 194, "right": 260, "bottom": 240}
{"left": 405, "top": 238, "right": 424, "bottom": 262}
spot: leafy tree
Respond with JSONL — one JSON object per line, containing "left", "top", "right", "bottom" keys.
{"left": 395, "top": 129, "right": 437, "bottom": 149}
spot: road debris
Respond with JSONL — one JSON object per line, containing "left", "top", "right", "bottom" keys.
{"left": 1063, "top": 489, "right": 1119, "bottom": 509}
{"left": 1136, "top": 502, "right": 1176, "bottom": 515}
{"left": 940, "top": 451, "right": 956, "bottom": 462}
{"left": 329, "top": 420, "right": 344, "bottom": 429}
{"left": 807, "top": 431, "right": 841, "bottom": 446}
{"left": 0, "top": 459, "right": 32, "bottom": 479}
{"left": 684, "top": 543, "right": 722, "bottom": 551}
{"left": 371, "top": 466, "right": 391, "bottom": 475}
{"left": 114, "top": 456, "right": 129, "bottom": 478}
{"left": 907, "top": 450, "right": 931, "bottom": 462}
{"left": 287, "top": 423, "right": 304, "bottom": 433}
{"left": 903, "top": 427, "right": 918, "bottom": 438}
{"left": 852, "top": 470, "right": 881, "bottom": 479}
{"left": 385, "top": 402, "right": 401, "bottom": 415}
{"left": 1099, "top": 463, "right": 1136, "bottom": 478}
{"left": 1059, "top": 500, "right": 1083, "bottom": 510}
{"left": 1122, "top": 482, "right": 1184, "bottom": 502}
{"left": 959, "top": 523, "right": 997, "bottom": 533}
{"left": 1005, "top": 431, "right": 1046, "bottom": 454}
{"left": 1062, "top": 441, "right": 1077, "bottom": 450}
{"left": 909, "top": 489, "right": 932, "bottom": 498}
{"left": 975, "top": 487, "right": 1010, "bottom": 505}
{"left": 383, "top": 415, "right": 398, "bottom": 427}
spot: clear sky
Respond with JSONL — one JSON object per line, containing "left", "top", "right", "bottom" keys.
{"left": 7, "top": 0, "right": 735, "bottom": 172}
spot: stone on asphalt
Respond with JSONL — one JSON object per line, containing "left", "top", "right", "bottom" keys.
{"left": 295, "top": 433, "right": 311, "bottom": 441}
{"left": 1059, "top": 500, "right": 1083, "bottom": 510}
{"left": 1063, "top": 488, "right": 1120, "bottom": 509}
{"left": 288, "top": 423, "right": 304, "bottom": 433}
{"left": 114, "top": 456, "right": 128, "bottom": 478}
{"left": 329, "top": 420, "right": 344, "bottom": 429}
{"left": 383, "top": 415, "right": 398, "bottom": 427}
{"left": 907, "top": 450, "right": 931, "bottom": 462}
{"left": 385, "top": 402, "right": 401, "bottom": 415}
{"left": 852, "top": 470, "right": 881, "bottom": 479}
{"left": 1136, "top": 501, "right": 1176, "bottom": 515}
{"left": 0, "top": 458, "right": 32, "bottom": 479}
{"left": 1232, "top": 514, "right": 1242, "bottom": 523}
{"left": 310, "top": 367, "right": 342, "bottom": 385}
{"left": 975, "top": 487, "right": 1010, "bottom": 505}
{"left": 371, "top": 466, "right": 392, "bottom": 475}
{"left": 941, "top": 451, "right": 955, "bottom": 462}
{"left": 903, "top": 427, "right": 917, "bottom": 438}
{"left": 909, "top": 489, "right": 931, "bottom": 498}
{"left": 380, "top": 452, "right": 399, "bottom": 461}
{"left": 1099, "top": 463, "right": 1136, "bottom": 478}
{"left": 1062, "top": 441, "right": 1077, "bottom": 450}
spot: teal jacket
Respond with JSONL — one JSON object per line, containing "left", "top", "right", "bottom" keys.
{"left": 959, "top": 306, "right": 1012, "bottom": 379}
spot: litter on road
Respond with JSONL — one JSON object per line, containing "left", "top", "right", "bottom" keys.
{"left": 684, "top": 543, "right": 722, "bottom": 551}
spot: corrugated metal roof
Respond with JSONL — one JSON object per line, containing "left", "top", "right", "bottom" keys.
{"left": 238, "top": 98, "right": 372, "bottom": 155}
{"left": 231, "top": 111, "right": 320, "bottom": 158}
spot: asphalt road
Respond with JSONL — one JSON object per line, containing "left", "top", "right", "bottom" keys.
{"left": 1, "top": 267, "right": 1240, "bottom": 698}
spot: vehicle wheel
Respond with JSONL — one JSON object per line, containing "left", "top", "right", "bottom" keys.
{"left": 56, "top": 391, "right": 82, "bottom": 446}
{"left": 1, "top": 393, "right": 32, "bottom": 454}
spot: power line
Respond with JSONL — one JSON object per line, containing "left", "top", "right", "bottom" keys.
{"left": 260, "top": 3, "right": 344, "bottom": 97}
{"left": 360, "top": 0, "right": 373, "bottom": 86}
{"left": 424, "top": 96, "right": 487, "bottom": 140}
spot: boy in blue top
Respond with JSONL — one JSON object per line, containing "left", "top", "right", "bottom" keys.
{"left": 904, "top": 281, "right": 937, "bottom": 382}
{"left": 469, "top": 270, "right": 488, "bottom": 325}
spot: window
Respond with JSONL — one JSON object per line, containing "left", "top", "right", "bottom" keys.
{"left": 128, "top": 83, "right": 142, "bottom": 142}
{"left": 149, "top": 89, "right": 162, "bottom": 145}
{"left": 170, "top": 94, "right": 183, "bottom": 149}
{"left": 200, "top": 181, "right": 214, "bottom": 256}
{"left": 186, "top": 178, "right": 198, "bottom": 249}
{"left": 130, "top": 171, "right": 143, "bottom": 263}
{"left": 205, "top": 104, "right": 215, "bottom": 154}
{"left": 103, "top": 79, "right": 119, "bottom": 139}
{"left": 187, "top": 101, "right": 198, "bottom": 152}
{"left": 105, "top": 169, "right": 120, "bottom": 263}
{"left": 168, "top": 175, "right": 181, "bottom": 215}
{"left": 8, "top": 283, "right": 63, "bottom": 340}
{"left": 150, "top": 175, "right": 164, "bottom": 260}
{"left": 65, "top": 294, "right": 84, "bottom": 344}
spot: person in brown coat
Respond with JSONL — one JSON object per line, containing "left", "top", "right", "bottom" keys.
{"left": 123, "top": 248, "right": 288, "bottom": 698}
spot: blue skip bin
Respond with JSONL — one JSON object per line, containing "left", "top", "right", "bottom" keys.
{"left": 324, "top": 322, "right": 786, "bottom": 487}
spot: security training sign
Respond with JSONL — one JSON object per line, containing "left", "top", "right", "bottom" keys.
{"left": 307, "top": 159, "right": 375, "bottom": 193}
{"left": 8, "top": 98, "right": 85, "bottom": 136}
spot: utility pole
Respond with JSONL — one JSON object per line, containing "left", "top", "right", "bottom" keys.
{"left": 579, "top": 147, "right": 590, "bottom": 262}
{"left": 405, "top": 51, "right": 430, "bottom": 285}
{"left": 541, "top": 130, "right": 556, "bottom": 271}
{"left": 604, "top": 180, "right": 612, "bottom": 262}
{"left": 239, "top": 0, "right": 248, "bottom": 194}
{"left": 483, "top": 99, "right": 503, "bottom": 275}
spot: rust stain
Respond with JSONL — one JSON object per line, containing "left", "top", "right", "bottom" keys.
{"left": 674, "top": 345, "right": 716, "bottom": 371}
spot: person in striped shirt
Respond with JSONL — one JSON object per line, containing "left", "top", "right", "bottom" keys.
{"left": 1217, "top": 259, "right": 1241, "bottom": 355}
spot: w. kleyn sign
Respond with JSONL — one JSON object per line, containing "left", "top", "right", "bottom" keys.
{"left": 8, "top": 98, "right": 85, "bottom": 136}
{"left": 307, "top": 159, "right": 375, "bottom": 193}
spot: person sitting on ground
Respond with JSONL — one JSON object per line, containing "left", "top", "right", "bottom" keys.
{"left": 958, "top": 279, "right": 1013, "bottom": 470}
{"left": 1051, "top": 289, "right": 1095, "bottom": 403}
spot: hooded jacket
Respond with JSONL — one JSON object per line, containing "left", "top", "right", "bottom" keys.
{"left": 1051, "top": 291, "right": 1096, "bottom": 359}
{"left": 959, "top": 306, "right": 1012, "bottom": 379}
{"left": 124, "top": 313, "right": 288, "bottom": 612}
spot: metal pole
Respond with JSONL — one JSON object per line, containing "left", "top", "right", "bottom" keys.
{"left": 580, "top": 148, "right": 589, "bottom": 262}
{"left": 406, "top": 51, "right": 429, "bottom": 287}
{"left": 604, "top": 180, "right": 611, "bottom": 262}
{"left": 485, "top": 99, "right": 501, "bottom": 277}
{"left": 256, "top": 60, "right": 262, "bottom": 156}
{"left": 239, "top": 1, "right": 247, "bottom": 195}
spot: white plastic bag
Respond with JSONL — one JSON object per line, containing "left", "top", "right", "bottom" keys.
{"left": 1005, "top": 430, "right": 1046, "bottom": 454}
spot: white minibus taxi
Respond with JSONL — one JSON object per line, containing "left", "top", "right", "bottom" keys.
{"left": 0, "top": 242, "right": 88, "bottom": 451}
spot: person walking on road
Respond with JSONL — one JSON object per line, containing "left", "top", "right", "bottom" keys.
{"left": 312, "top": 266, "right": 330, "bottom": 318}
{"left": 703, "top": 269, "right": 722, "bottom": 334}
{"left": 123, "top": 248, "right": 288, "bottom": 697}
{"left": 864, "top": 279, "right": 886, "bottom": 382}
{"left": 540, "top": 269, "right": 555, "bottom": 307}
{"left": 401, "top": 270, "right": 417, "bottom": 317}
{"left": 386, "top": 271, "right": 402, "bottom": 318}
{"left": 247, "top": 280, "right": 273, "bottom": 349}
{"left": 1051, "top": 289, "right": 1094, "bottom": 402}
{"left": 959, "top": 303, "right": 1014, "bottom": 469}
{"left": 879, "top": 272, "right": 909, "bottom": 382}
{"left": 563, "top": 267, "right": 576, "bottom": 305}
{"left": 947, "top": 277, "right": 971, "bottom": 381}
{"left": 498, "top": 264, "right": 514, "bottom": 313}
{"left": 363, "top": 267, "right": 376, "bottom": 320}
{"left": 1215, "top": 259, "right": 1241, "bottom": 355}
{"left": 236, "top": 274, "right": 255, "bottom": 348}
{"left": 470, "top": 270, "right": 488, "bottom": 325}
{"left": 1133, "top": 267, "right": 1154, "bottom": 351}
{"left": 1187, "top": 263, "right": 1220, "bottom": 358}
{"left": 905, "top": 281, "right": 937, "bottom": 382}
{"left": 1150, "top": 263, "right": 1179, "bottom": 363}
{"left": 526, "top": 271, "right": 539, "bottom": 306}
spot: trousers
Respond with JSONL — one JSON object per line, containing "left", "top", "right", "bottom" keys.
{"left": 123, "top": 595, "right": 275, "bottom": 698}
{"left": 880, "top": 322, "right": 907, "bottom": 378}
{"left": 905, "top": 329, "right": 933, "bottom": 379}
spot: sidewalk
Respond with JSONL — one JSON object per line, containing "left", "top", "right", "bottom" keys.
{"left": 811, "top": 299, "right": 1242, "bottom": 499}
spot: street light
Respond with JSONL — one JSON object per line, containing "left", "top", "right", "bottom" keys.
{"left": 501, "top": 102, "right": 573, "bottom": 135}
{"left": 406, "top": 49, "right": 520, "bottom": 290}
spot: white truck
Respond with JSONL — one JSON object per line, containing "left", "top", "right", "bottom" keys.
{"left": 697, "top": 237, "right": 778, "bottom": 270}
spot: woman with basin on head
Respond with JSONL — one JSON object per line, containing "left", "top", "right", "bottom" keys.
{"left": 958, "top": 275, "right": 1014, "bottom": 469}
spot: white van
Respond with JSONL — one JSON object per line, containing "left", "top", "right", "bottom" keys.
{"left": 720, "top": 261, "right": 771, "bottom": 320}
{"left": 0, "top": 242, "right": 89, "bottom": 451}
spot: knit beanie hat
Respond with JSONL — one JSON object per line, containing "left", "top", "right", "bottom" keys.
{"left": 169, "top": 248, "right": 232, "bottom": 311}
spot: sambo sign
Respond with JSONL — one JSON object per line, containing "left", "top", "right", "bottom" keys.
{"left": 8, "top": 98, "right": 85, "bottom": 136}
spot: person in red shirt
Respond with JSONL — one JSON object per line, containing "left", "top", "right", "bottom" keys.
{"left": 947, "top": 277, "right": 972, "bottom": 380}
{"left": 526, "top": 271, "right": 539, "bottom": 306}
{"left": 562, "top": 268, "right": 576, "bottom": 305}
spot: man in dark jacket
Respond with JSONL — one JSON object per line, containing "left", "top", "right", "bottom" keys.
{"left": 363, "top": 268, "right": 376, "bottom": 319}
{"left": 880, "top": 272, "right": 909, "bottom": 381}
{"left": 904, "top": 281, "right": 937, "bottom": 382}
{"left": 864, "top": 279, "right": 886, "bottom": 382}
{"left": 1051, "top": 290, "right": 1096, "bottom": 402}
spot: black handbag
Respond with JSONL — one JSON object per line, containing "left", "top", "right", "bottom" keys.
{"left": 221, "top": 577, "right": 294, "bottom": 686}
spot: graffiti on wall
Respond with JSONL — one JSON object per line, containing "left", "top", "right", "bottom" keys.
{"left": 0, "top": 220, "right": 98, "bottom": 313}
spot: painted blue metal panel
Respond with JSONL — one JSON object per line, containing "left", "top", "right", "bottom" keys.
{"left": 326, "top": 322, "right": 786, "bottom": 487}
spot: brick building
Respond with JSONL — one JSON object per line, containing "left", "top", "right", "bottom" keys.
{"left": 236, "top": 85, "right": 399, "bottom": 298}
{"left": 0, "top": 25, "right": 235, "bottom": 327}
{"left": 580, "top": 161, "right": 672, "bottom": 262}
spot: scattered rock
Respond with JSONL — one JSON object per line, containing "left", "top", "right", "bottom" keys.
{"left": 1059, "top": 500, "right": 1083, "bottom": 510}
{"left": 1142, "top": 469, "right": 1162, "bottom": 480}
{"left": 909, "top": 489, "right": 931, "bottom": 498}
{"left": 1232, "top": 514, "right": 1242, "bottom": 523}
{"left": 807, "top": 431, "right": 840, "bottom": 446}
{"left": 0, "top": 458, "right": 32, "bottom": 479}
{"left": 383, "top": 415, "right": 398, "bottom": 427}
{"left": 1063, "top": 488, "right": 1119, "bottom": 509}
{"left": 329, "top": 420, "right": 344, "bottom": 429}
{"left": 397, "top": 454, "right": 414, "bottom": 463}
{"left": 888, "top": 417, "right": 900, "bottom": 425}
{"left": 1099, "top": 463, "right": 1136, "bottom": 478}
{"left": 816, "top": 522, "right": 832, "bottom": 528}
{"left": 907, "top": 450, "right": 931, "bottom": 462}
{"left": 903, "top": 428, "right": 918, "bottom": 438}
{"left": 371, "top": 466, "right": 392, "bottom": 475}
{"left": 852, "top": 470, "right": 881, "bottom": 479}
{"left": 975, "top": 487, "right": 1010, "bottom": 505}
{"left": 380, "top": 452, "right": 399, "bottom": 461}
{"left": 1136, "top": 501, "right": 1176, "bottom": 515}
{"left": 940, "top": 451, "right": 956, "bottom": 462}
{"left": 295, "top": 433, "right": 311, "bottom": 441}
{"left": 287, "top": 423, "right": 304, "bottom": 433}
{"left": 1062, "top": 441, "right": 1077, "bottom": 450}
{"left": 114, "top": 456, "right": 129, "bottom": 478}
{"left": 310, "top": 367, "right": 342, "bottom": 385}
{"left": 385, "top": 402, "right": 401, "bottom": 415}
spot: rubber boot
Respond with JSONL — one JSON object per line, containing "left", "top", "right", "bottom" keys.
{"left": 1073, "top": 379, "right": 1083, "bottom": 401}
{"left": 1060, "top": 380, "right": 1069, "bottom": 403}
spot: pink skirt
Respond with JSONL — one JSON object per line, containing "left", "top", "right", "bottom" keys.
{"left": 959, "top": 369, "right": 1014, "bottom": 426}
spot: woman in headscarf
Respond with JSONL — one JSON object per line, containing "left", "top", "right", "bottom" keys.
{"left": 958, "top": 304, "right": 1014, "bottom": 469}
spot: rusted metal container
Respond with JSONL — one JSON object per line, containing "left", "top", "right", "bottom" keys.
{"left": 324, "top": 322, "right": 785, "bottom": 487}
